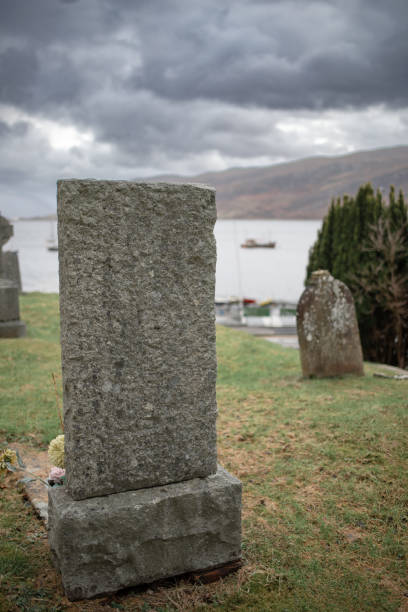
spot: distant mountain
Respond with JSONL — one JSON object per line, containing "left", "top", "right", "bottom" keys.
{"left": 146, "top": 146, "right": 408, "bottom": 219}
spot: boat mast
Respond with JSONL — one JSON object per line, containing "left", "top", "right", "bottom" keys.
{"left": 233, "top": 220, "right": 244, "bottom": 321}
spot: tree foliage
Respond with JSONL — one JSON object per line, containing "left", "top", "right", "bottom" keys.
{"left": 306, "top": 184, "right": 408, "bottom": 368}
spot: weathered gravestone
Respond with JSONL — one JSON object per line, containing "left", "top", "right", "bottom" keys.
{"left": 0, "top": 215, "right": 13, "bottom": 276}
{"left": 0, "top": 279, "right": 25, "bottom": 337}
{"left": 0, "top": 216, "right": 22, "bottom": 290}
{"left": 0, "top": 216, "right": 25, "bottom": 337}
{"left": 48, "top": 180, "right": 242, "bottom": 600}
{"left": 3, "top": 251, "right": 22, "bottom": 291}
{"left": 297, "top": 270, "right": 364, "bottom": 378}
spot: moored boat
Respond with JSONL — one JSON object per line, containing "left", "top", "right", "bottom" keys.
{"left": 241, "top": 238, "right": 276, "bottom": 249}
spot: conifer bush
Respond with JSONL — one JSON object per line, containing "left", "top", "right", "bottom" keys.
{"left": 306, "top": 184, "right": 408, "bottom": 368}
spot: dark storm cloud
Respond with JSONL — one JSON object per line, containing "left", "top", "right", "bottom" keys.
{"left": 0, "top": 0, "right": 408, "bottom": 216}
{"left": 0, "top": 45, "right": 83, "bottom": 112}
{"left": 0, "top": 119, "right": 29, "bottom": 138}
{"left": 1, "top": 0, "right": 407, "bottom": 117}
{"left": 128, "top": 0, "right": 408, "bottom": 110}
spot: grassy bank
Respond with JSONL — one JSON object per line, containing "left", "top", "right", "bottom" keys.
{"left": 0, "top": 293, "right": 407, "bottom": 611}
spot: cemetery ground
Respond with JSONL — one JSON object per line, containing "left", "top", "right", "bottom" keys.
{"left": 0, "top": 294, "right": 407, "bottom": 612}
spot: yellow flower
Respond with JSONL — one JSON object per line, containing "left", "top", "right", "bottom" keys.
{"left": 0, "top": 448, "right": 18, "bottom": 472}
{"left": 48, "top": 434, "right": 65, "bottom": 468}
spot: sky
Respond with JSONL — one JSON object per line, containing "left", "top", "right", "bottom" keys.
{"left": 1, "top": 0, "right": 408, "bottom": 217}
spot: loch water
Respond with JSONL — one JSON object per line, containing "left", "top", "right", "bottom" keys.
{"left": 7, "top": 219, "right": 321, "bottom": 302}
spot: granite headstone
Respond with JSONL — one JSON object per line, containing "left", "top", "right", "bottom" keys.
{"left": 48, "top": 180, "right": 242, "bottom": 600}
{"left": 0, "top": 216, "right": 25, "bottom": 337}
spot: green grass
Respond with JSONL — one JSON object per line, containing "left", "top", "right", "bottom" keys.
{"left": 0, "top": 293, "right": 407, "bottom": 611}
{"left": 0, "top": 293, "right": 61, "bottom": 445}
{"left": 0, "top": 482, "right": 59, "bottom": 612}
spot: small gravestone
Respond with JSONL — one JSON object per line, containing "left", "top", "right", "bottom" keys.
{"left": 0, "top": 215, "right": 13, "bottom": 282}
{"left": 0, "top": 216, "right": 25, "bottom": 337}
{"left": 3, "top": 251, "right": 22, "bottom": 291}
{"left": 0, "top": 279, "right": 26, "bottom": 337}
{"left": 48, "top": 180, "right": 242, "bottom": 601}
{"left": 297, "top": 270, "right": 364, "bottom": 377}
{"left": 0, "top": 215, "right": 13, "bottom": 270}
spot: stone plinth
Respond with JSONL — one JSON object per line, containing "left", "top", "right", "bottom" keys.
{"left": 58, "top": 180, "right": 218, "bottom": 501}
{"left": 48, "top": 466, "right": 242, "bottom": 601}
{"left": 0, "top": 320, "right": 26, "bottom": 338}
{"left": 297, "top": 270, "right": 364, "bottom": 378}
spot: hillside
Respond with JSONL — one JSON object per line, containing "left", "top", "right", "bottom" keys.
{"left": 146, "top": 146, "right": 408, "bottom": 219}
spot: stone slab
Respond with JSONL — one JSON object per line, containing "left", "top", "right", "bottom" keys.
{"left": 58, "top": 180, "right": 218, "bottom": 500}
{"left": 0, "top": 279, "right": 20, "bottom": 322}
{"left": 0, "top": 215, "right": 12, "bottom": 249}
{"left": 0, "top": 215, "right": 13, "bottom": 277}
{"left": 0, "top": 320, "right": 26, "bottom": 338}
{"left": 12, "top": 443, "right": 49, "bottom": 524}
{"left": 2, "top": 251, "right": 22, "bottom": 291}
{"left": 48, "top": 466, "right": 242, "bottom": 601}
{"left": 297, "top": 270, "right": 364, "bottom": 378}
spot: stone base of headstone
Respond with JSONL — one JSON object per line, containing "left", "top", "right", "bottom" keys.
{"left": 0, "top": 320, "right": 26, "bottom": 338}
{"left": 48, "top": 466, "right": 242, "bottom": 601}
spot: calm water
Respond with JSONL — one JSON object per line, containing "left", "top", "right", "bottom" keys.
{"left": 214, "top": 219, "right": 321, "bottom": 302}
{"left": 7, "top": 219, "right": 321, "bottom": 302}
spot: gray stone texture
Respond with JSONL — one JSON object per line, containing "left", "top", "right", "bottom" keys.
{"left": 48, "top": 466, "right": 242, "bottom": 601}
{"left": 0, "top": 215, "right": 13, "bottom": 277}
{"left": 297, "top": 270, "right": 364, "bottom": 378}
{"left": 0, "top": 279, "right": 26, "bottom": 338}
{"left": 2, "top": 251, "right": 22, "bottom": 291}
{"left": 57, "top": 180, "right": 218, "bottom": 500}
{"left": 0, "top": 279, "right": 20, "bottom": 321}
{"left": 0, "top": 320, "right": 26, "bottom": 338}
{"left": 0, "top": 215, "right": 12, "bottom": 248}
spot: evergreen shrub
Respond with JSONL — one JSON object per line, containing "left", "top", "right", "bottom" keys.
{"left": 306, "top": 184, "right": 408, "bottom": 368}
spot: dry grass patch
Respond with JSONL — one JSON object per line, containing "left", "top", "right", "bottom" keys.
{"left": 1, "top": 295, "right": 407, "bottom": 611}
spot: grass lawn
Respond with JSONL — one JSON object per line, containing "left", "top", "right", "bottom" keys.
{"left": 0, "top": 293, "right": 407, "bottom": 611}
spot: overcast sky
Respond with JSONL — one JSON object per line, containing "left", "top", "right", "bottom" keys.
{"left": 1, "top": 0, "right": 408, "bottom": 217}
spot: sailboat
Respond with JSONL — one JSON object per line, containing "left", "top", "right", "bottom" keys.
{"left": 46, "top": 222, "right": 58, "bottom": 252}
